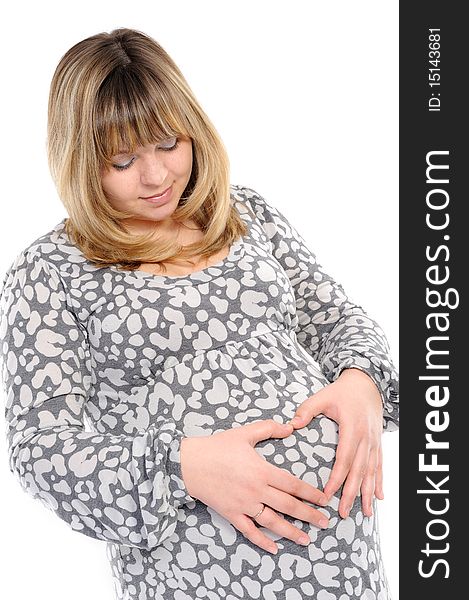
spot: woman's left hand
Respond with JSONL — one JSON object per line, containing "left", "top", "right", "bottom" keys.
{"left": 288, "top": 368, "right": 384, "bottom": 519}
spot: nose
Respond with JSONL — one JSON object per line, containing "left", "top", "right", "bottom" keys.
{"left": 139, "top": 154, "right": 168, "bottom": 187}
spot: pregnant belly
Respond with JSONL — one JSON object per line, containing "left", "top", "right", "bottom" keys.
{"left": 112, "top": 337, "right": 387, "bottom": 599}
{"left": 154, "top": 334, "right": 342, "bottom": 527}
{"left": 149, "top": 332, "right": 340, "bottom": 496}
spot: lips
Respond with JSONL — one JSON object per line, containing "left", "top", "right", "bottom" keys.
{"left": 140, "top": 185, "right": 172, "bottom": 200}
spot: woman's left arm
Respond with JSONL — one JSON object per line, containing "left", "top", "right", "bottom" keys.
{"left": 242, "top": 186, "right": 399, "bottom": 518}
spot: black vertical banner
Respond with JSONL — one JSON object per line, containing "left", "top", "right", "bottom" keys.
{"left": 400, "top": 2, "right": 465, "bottom": 598}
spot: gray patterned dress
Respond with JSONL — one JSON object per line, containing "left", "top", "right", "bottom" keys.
{"left": 0, "top": 185, "right": 399, "bottom": 600}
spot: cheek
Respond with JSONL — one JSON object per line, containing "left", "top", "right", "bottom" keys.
{"left": 172, "top": 144, "right": 193, "bottom": 177}
{"left": 101, "top": 172, "right": 116, "bottom": 197}
{"left": 101, "top": 172, "right": 134, "bottom": 202}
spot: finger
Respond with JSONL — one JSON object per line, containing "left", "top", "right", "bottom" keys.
{"left": 360, "top": 448, "right": 378, "bottom": 517}
{"left": 245, "top": 419, "right": 294, "bottom": 446}
{"left": 252, "top": 500, "right": 324, "bottom": 549}
{"left": 323, "top": 426, "right": 360, "bottom": 500}
{"left": 263, "top": 485, "right": 330, "bottom": 530}
{"left": 234, "top": 512, "right": 280, "bottom": 555}
{"left": 375, "top": 443, "right": 385, "bottom": 499}
{"left": 288, "top": 395, "right": 329, "bottom": 428}
{"left": 338, "top": 441, "right": 370, "bottom": 518}
{"left": 267, "top": 464, "right": 329, "bottom": 507}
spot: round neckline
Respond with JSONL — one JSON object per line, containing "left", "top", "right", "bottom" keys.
{"left": 56, "top": 187, "right": 253, "bottom": 287}
{"left": 109, "top": 233, "right": 246, "bottom": 286}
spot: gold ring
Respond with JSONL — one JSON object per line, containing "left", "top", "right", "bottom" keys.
{"left": 252, "top": 504, "right": 265, "bottom": 519}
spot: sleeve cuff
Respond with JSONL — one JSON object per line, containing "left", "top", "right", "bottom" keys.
{"left": 166, "top": 429, "right": 197, "bottom": 506}
{"left": 328, "top": 354, "right": 400, "bottom": 433}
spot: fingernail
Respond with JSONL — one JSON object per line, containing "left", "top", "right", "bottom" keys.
{"left": 298, "top": 534, "right": 310, "bottom": 545}
{"left": 289, "top": 417, "right": 301, "bottom": 426}
{"left": 319, "top": 518, "right": 329, "bottom": 528}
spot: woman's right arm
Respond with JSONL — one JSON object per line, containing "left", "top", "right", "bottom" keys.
{"left": 1, "top": 249, "right": 331, "bottom": 556}
{"left": 0, "top": 250, "right": 195, "bottom": 551}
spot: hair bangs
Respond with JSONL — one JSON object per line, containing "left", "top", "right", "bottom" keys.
{"left": 48, "top": 27, "right": 239, "bottom": 270}
{"left": 94, "top": 67, "right": 188, "bottom": 166}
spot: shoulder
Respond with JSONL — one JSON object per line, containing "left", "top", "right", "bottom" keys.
{"left": 229, "top": 183, "right": 271, "bottom": 217}
{"left": 1, "top": 218, "right": 89, "bottom": 294}
{"left": 230, "top": 183, "right": 262, "bottom": 203}
{"left": 230, "top": 184, "right": 284, "bottom": 227}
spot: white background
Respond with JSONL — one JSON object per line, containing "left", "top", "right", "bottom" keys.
{"left": 0, "top": 1, "right": 399, "bottom": 598}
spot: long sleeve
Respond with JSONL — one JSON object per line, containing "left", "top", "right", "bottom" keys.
{"left": 242, "top": 186, "right": 399, "bottom": 433}
{"left": 0, "top": 250, "right": 195, "bottom": 550}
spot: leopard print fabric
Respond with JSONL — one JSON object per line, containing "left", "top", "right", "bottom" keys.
{"left": 0, "top": 185, "right": 399, "bottom": 599}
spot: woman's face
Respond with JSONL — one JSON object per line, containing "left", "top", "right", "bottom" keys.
{"left": 101, "top": 134, "right": 193, "bottom": 235}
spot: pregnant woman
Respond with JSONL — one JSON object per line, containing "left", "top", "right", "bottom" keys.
{"left": 0, "top": 28, "right": 399, "bottom": 600}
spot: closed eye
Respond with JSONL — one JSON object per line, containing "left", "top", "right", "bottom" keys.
{"left": 159, "top": 136, "right": 179, "bottom": 151}
{"left": 112, "top": 137, "right": 180, "bottom": 171}
{"left": 113, "top": 157, "right": 136, "bottom": 171}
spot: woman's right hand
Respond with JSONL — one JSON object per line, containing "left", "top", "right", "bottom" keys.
{"left": 179, "top": 419, "right": 329, "bottom": 555}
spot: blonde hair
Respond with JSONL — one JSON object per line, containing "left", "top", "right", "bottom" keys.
{"left": 47, "top": 27, "right": 248, "bottom": 273}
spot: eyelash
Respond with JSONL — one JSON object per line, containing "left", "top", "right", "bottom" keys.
{"left": 113, "top": 138, "right": 180, "bottom": 171}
